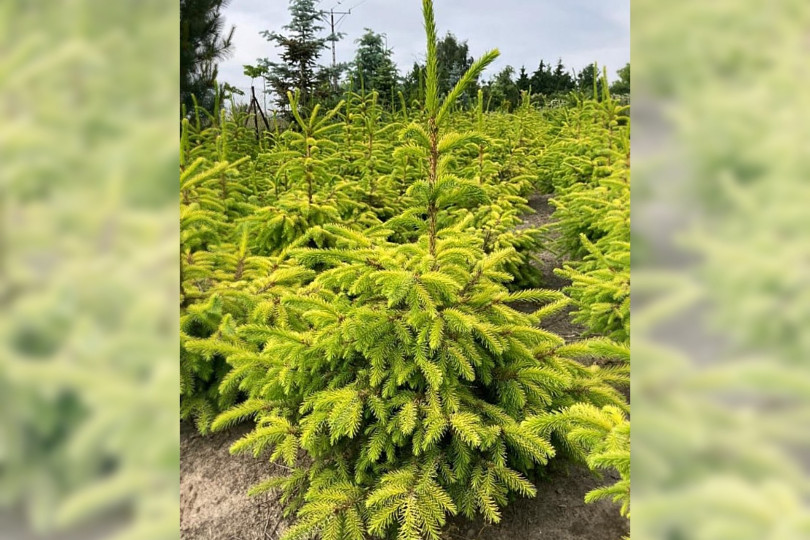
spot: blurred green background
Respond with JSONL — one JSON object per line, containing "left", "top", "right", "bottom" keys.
{"left": 632, "top": 0, "right": 810, "bottom": 538}
{"left": 2, "top": 0, "right": 810, "bottom": 538}
{"left": 0, "top": 1, "right": 179, "bottom": 538}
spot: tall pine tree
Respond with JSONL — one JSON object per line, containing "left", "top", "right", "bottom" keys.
{"left": 180, "top": 0, "right": 235, "bottom": 116}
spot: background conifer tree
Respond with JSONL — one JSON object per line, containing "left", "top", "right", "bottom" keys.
{"left": 436, "top": 32, "right": 476, "bottom": 105}
{"left": 516, "top": 66, "right": 531, "bottom": 94}
{"left": 180, "top": 0, "right": 235, "bottom": 116}
{"left": 350, "top": 30, "right": 400, "bottom": 107}
{"left": 259, "top": 0, "right": 330, "bottom": 112}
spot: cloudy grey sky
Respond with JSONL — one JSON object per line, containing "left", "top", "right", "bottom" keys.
{"left": 219, "top": 0, "right": 629, "bottom": 97}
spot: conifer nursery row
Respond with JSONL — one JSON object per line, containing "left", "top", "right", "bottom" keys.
{"left": 180, "top": 2, "right": 630, "bottom": 538}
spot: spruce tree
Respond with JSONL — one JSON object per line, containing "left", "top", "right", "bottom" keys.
{"left": 180, "top": 114, "right": 315, "bottom": 430}
{"left": 340, "top": 91, "right": 404, "bottom": 220}
{"left": 243, "top": 91, "right": 386, "bottom": 256}
{"left": 260, "top": 0, "right": 329, "bottom": 112}
{"left": 209, "top": 3, "right": 628, "bottom": 539}
{"left": 456, "top": 90, "right": 544, "bottom": 289}
{"left": 516, "top": 66, "right": 531, "bottom": 94}
{"left": 350, "top": 30, "right": 400, "bottom": 107}
{"left": 552, "top": 59, "right": 575, "bottom": 94}
{"left": 530, "top": 60, "right": 551, "bottom": 96}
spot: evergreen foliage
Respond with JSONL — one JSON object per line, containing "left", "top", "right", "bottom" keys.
{"left": 530, "top": 59, "right": 576, "bottom": 97}
{"left": 180, "top": 0, "right": 235, "bottom": 116}
{"left": 540, "top": 77, "right": 631, "bottom": 343}
{"left": 180, "top": 2, "right": 631, "bottom": 538}
{"left": 575, "top": 63, "right": 608, "bottom": 98}
{"left": 259, "top": 0, "right": 330, "bottom": 111}
{"left": 350, "top": 30, "right": 400, "bottom": 106}
{"left": 610, "top": 63, "right": 630, "bottom": 95}
{"left": 179, "top": 1, "right": 631, "bottom": 533}
{"left": 527, "top": 403, "right": 630, "bottom": 517}
{"left": 435, "top": 33, "right": 476, "bottom": 106}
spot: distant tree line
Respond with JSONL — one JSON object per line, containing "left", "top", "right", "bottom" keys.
{"left": 181, "top": 0, "right": 629, "bottom": 118}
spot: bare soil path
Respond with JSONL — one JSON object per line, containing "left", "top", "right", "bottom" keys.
{"left": 181, "top": 422, "right": 291, "bottom": 540}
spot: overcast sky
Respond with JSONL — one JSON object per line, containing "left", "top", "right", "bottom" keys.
{"left": 219, "top": 0, "right": 629, "bottom": 97}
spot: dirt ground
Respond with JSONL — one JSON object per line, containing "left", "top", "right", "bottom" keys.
{"left": 445, "top": 465, "right": 626, "bottom": 540}
{"left": 515, "top": 192, "right": 586, "bottom": 342}
{"left": 180, "top": 193, "right": 628, "bottom": 539}
{"left": 181, "top": 422, "right": 292, "bottom": 540}
{"left": 181, "top": 420, "right": 627, "bottom": 540}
